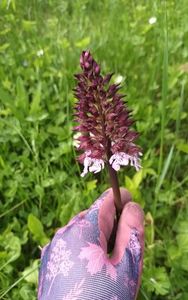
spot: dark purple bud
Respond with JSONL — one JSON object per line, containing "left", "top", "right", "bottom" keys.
{"left": 106, "top": 113, "right": 117, "bottom": 121}
{"left": 84, "top": 51, "right": 89, "bottom": 58}
{"left": 84, "top": 62, "right": 90, "bottom": 69}
{"left": 103, "top": 73, "right": 114, "bottom": 84}
{"left": 95, "top": 65, "right": 100, "bottom": 74}
{"left": 80, "top": 56, "right": 84, "bottom": 65}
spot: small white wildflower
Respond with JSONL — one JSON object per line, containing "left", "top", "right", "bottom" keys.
{"left": 109, "top": 152, "right": 142, "bottom": 172}
{"left": 81, "top": 151, "right": 104, "bottom": 177}
{"left": 37, "top": 49, "right": 44, "bottom": 57}
{"left": 114, "top": 75, "right": 124, "bottom": 84}
{"left": 149, "top": 17, "right": 157, "bottom": 25}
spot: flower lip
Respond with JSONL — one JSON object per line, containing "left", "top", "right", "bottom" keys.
{"left": 81, "top": 151, "right": 105, "bottom": 177}
{"left": 109, "top": 152, "right": 142, "bottom": 172}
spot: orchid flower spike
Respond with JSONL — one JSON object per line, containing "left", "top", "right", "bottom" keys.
{"left": 73, "top": 51, "right": 142, "bottom": 177}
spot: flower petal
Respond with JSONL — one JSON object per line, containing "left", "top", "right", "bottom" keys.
{"left": 81, "top": 153, "right": 104, "bottom": 177}
{"left": 109, "top": 152, "right": 142, "bottom": 172}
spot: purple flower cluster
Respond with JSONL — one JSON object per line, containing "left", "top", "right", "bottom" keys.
{"left": 74, "top": 51, "right": 142, "bottom": 176}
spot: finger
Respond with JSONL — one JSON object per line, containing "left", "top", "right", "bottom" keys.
{"left": 111, "top": 202, "right": 144, "bottom": 294}
{"left": 83, "top": 188, "right": 132, "bottom": 248}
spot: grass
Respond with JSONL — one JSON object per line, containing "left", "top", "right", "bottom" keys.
{"left": 0, "top": 0, "right": 188, "bottom": 299}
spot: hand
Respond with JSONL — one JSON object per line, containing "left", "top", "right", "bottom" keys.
{"left": 38, "top": 188, "right": 144, "bottom": 300}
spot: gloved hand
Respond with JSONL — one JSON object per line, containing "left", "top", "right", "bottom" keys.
{"left": 38, "top": 188, "right": 144, "bottom": 300}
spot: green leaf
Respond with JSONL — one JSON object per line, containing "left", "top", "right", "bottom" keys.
{"left": 0, "top": 87, "right": 13, "bottom": 107}
{"left": 167, "top": 244, "right": 181, "bottom": 261}
{"left": 176, "top": 220, "right": 188, "bottom": 234}
{"left": 28, "top": 214, "right": 49, "bottom": 246}
{"left": 19, "top": 284, "right": 37, "bottom": 300}
{"left": 86, "top": 180, "right": 97, "bottom": 192}
{"left": 145, "top": 212, "right": 154, "bottom": 245}
{"left": 75, "top": 37, "right": 90, "bottom": 48}
{"left": 133, "top": 170, "right": 143, "bottom": 188}
{"left": 0, "top": 43, "right": 9, "bottom": 52}
{"left": 22, "top": 259, "right": 39, "bottom": 284}
{"left": 180, "top": 293, "right": 188, "bottom": 300}
{"left": 16, "top": 77, "right": 28, "bottom": 113}
{"left": 30, "top": 83, "right": 42, "bottom": 115}
{"left": 125, "top": 176, "right": 135, "bottom": 191}
{"left": 125, "top": 175, "right": 144, "bottom": 207}
{"left": 180, "top": 254, "right": 188, "bottom": 271}
{"left": 0, "top": 231, "right": 21, "bottom": 263}
{"left": 0, "top": 28, "right": 10, "bottom": 36}
{"left": 42, "top": 178, "right": 55, "bottom": 188}
{"left": 177, "top": 234, "right": 188, "bottom": 252}
{"left": 143, "top": 267, "right": 170, "bottom": 296}
{"left": 59, "top": 202, "right": 74, "bottom": 226}
{"left": 22, "top": 20, "right": 36, "bottom": 31}
{"left": 177, "top": 143, "right": 188, "bottom": 153}
{"left": 0, "top": 87, "right": 24, "bottom": 119}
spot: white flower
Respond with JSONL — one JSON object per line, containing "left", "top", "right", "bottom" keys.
{"left": 81, "top": 150, "right": 142, "bottom": 176}
{"left": 148, "top": 17, "right": 157, "bottom": 25}
{"left": 37, "top": 49, "right": 44, "bottom": 57}
{"left": 114, "top": 74, "right": 124, "bottom": 84}
{"left": 81, "top": 151, "right": 104, "bottom": 177}
{"left": 109, "top": 152, "right": 142, "bottom": 172}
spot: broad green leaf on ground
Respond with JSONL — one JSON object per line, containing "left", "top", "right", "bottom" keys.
{"left": 28, "top": 214, "right": 49, "bottom": 246}
{"left": 143, "top": 267, "right": 171, "bottom": 295}
{"left": 22, "top": 259, "right": 39, "bottom": 284}
{"left": 0, "top": 231, "right": 21, "bottom": 263}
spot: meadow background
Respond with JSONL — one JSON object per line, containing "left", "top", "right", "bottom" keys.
{"left": 0, "top": 0, "right": 188, "bottom": 299}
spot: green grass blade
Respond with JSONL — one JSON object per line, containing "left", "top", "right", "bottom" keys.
{"left": 0, "top": 266, "right": 38, "bottom": 299}
{"left": 155, "top": 145, "right": 174, "bottom": 194}
{"left": 158, "top": 1, "right": 168, "bottom": 175}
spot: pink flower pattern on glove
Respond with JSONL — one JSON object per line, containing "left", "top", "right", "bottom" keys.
{"left": 79, "top": 242, "right": 117, "bottom": 280}
{"left": 62, "top": 279, "right": 85, "bottom": 300}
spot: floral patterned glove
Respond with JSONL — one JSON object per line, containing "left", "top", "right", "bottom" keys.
{"left": 38, "top": 188, "right": 144, "bottom": 300}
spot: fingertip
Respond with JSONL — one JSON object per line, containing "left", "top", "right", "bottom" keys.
{"left": 111, "top": 201, "right": 144, "bottom": 265}
{"left": 122, "top": 202, "right": 144, "bottom": 234}
{"left": 118, "top": 201, "right": 144, "bottom": 249}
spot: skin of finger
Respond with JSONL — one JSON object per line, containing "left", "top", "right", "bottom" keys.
{"left": 111, "top": 202, "right": 144, "bottom": 290}
{"left": 98, "top": 188, "right": 132, "bottom": 252}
